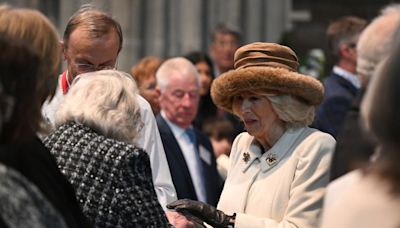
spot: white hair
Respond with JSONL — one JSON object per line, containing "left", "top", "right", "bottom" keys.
{"left": 156, "top": 57, "right": 201, "bottom": 92}
{"left": 267, "top": 95, "right": 315, "bottom": 129}
{"left": 357, "top": 4, "right": 400, "bottom": 86}
{"left": 55, "top": 70, "right": 142, "bottom": 144}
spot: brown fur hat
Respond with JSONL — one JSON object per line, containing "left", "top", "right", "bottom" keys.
{"left": 211, "top": 42, "right": 324, "bottom": 113}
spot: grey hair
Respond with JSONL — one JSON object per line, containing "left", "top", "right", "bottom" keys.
{"left": 55, "top": 70, "right": 142, "bottom": 144}
{"left": 357, "top": 4, "right": 400, "bottom": 86}
{"left": 267, "top": 95, "right": 315, "bottom": 129}
{"left": 156, "top": 57, "right": 201, "bottom": 92}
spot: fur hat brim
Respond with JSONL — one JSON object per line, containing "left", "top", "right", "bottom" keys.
{"left": 211, "top": 66, "right": 324, "bottom": 113}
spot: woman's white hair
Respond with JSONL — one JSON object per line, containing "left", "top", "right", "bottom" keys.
{"left": 55, "top": 70, "right": 143, "bottom": 144}
{"left": 357, "top": 4, "right": 400, "bottom": 85}
{"left": 267, "top": 95, "right": 315, "bottom": 129}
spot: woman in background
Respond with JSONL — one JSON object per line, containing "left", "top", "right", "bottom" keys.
{"left": 131, "top": 56, "right": 163, "bottom": 115}
{"left": 184, "top": 51, "right": 218, "bottom": 131}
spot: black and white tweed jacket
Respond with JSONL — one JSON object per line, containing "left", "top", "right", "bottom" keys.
{"left": 44, "top": 122, "right": 169, "bottom": 228}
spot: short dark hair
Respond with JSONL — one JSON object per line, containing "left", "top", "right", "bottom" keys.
{"left": 184, "top": 51, "right": 215, "bottom": 78}
{"left": 63, "top": 4, "right": 123, "bottom": 52}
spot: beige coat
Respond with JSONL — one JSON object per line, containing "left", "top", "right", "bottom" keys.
{"left": 320, "top": 173, "right": 400, "bottom": 228}
{"left": 217, "top": 127, "right": 335, "bottom": 228}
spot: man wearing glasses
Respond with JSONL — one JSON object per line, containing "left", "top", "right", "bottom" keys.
{"left": 42, "top": 4, "right": 191, "bottom": 226}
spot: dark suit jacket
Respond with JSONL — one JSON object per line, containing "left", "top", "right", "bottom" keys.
{"left": 329, "top": 89, "right": 376, "bottom": 181}
{"left": 314, "top": 71, "right": 359, "bottom": 138}
{"left": 156, "top": 115, "right": 222, "bottom": 206}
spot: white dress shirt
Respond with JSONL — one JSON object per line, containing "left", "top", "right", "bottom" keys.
{"left": 42, "top": 74, "right": 177, "bottom": 210}
{"left": 333, "top": 66, "right": 361, "bottom": 89}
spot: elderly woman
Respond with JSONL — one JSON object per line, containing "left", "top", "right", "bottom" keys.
{"left": 44, "top": 70, "right": 169, "bottom": 227}
{"left": 167, "top": 42, "right": 335, "bottom": 227}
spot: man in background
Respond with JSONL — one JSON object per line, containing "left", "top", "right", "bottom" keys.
{"left": 329, "top": 5, "right": 400, "bottom": 181}
{"left": 156, "top": 57, "right": 223, "bottom": 206}
{"left": 209, "top": 23, "right": 241, "bottom": 77}
{"left": 209, "top": 23, "right": 244, "bottom": 136}
{"left": 313, "top": 16, "right": 367, "bottom": 138}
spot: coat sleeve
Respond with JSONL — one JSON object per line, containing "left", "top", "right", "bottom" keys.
{"left": 135, "top": 95, "right": 177, "bottom": 210}
{"left": 234, "top": 133, "right": 335, "bottom": 228}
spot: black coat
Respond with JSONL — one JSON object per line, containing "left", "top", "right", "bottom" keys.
{"left": 0, "top": 137, "right": 90, "bottom": 228}
{"left": 156, "top": 115, "right": 222, "bottom": 206}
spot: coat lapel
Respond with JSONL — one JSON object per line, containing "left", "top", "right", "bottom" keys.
{"left": 156, "top": 115, "right": 197, "bottom": 200}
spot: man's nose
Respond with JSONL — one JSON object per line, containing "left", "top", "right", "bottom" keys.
{"left": 181, "top": 93, "right": 192, "bottom": 106}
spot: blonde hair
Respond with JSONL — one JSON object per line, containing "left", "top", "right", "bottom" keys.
{"left": 55, "top": 70, "right": 143, "bottom": 144}
{"left": 0, "top": 4, "right": 60, "bottom": 133}
{"left": 267, "top": 95, "right": 315, "bottom": 129}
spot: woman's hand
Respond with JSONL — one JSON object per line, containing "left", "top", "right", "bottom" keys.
{"left": 166, "top": 211, "right": 206, "bottom": 228}
{"left": 167, "top": 199, "right": 235, "bottom": 228}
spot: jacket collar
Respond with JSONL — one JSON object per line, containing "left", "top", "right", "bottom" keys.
{"left": 241, "top": 128, "right": 307, "bottom": 173}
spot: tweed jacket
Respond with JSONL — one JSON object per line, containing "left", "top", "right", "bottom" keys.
{"left": 44, "top": 122, "right": 169, "bottom": 228}
{"left": 156, "top": 114, "right": 223, "bottom": 206}
{"left": 217, "top": 127, "right": 335, "bottom": 228}
{"left": 314, "top": 71, "right": 359, "bottom": 138}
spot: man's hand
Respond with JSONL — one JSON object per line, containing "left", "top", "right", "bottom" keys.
{"left": 167, "top": 199, "right": 234, "bottom": 228}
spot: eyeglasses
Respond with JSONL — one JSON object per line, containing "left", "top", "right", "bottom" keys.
{"left": 348, "top": 43, "right": 357, "bottom": 48}
{"left": 75, "top": 63, "right": 116, "bottom": 73}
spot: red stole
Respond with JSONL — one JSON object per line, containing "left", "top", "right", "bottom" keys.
{"left": 61, "top": 71, "right": 69, "bottom": 95}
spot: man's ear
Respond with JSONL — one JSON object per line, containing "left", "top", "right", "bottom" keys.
{"left": 156, "top": 86, "right": 161, "bottom": 97}
{"left": 60, "top": 40, "right": 67, "bottom": 61}
{"left": 156, "top": 86, "right": 163, "bottom": 103}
